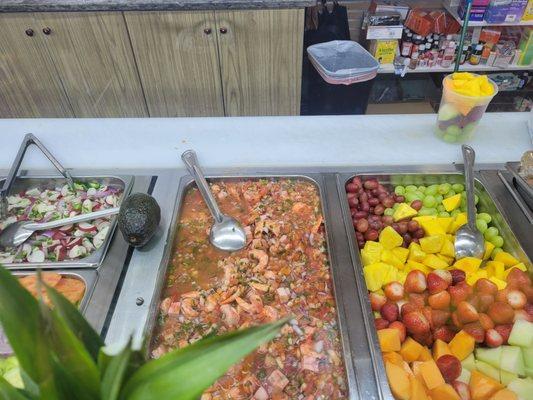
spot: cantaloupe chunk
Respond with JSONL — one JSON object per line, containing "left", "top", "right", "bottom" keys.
{"left": 400, "top": 337, "right": 425, "bottom": 362}
{"left": 469, "top": 370, "right": 503, "bottom": 400}
{"left": 378, "top": 328, "right": 402, "bottom": 352}
{"left": 419, "top": 359, "right": 446, "bottom": 390}
{"left": 383, "top": 351, "right": 404, "bottom": 367}
{"left": 401, "top": 361, "right": 414, "bottom": 377}
{"left": 433, "top": 339, "right": 452, "bottom": 361}
{"left": 385, "top": 361, "right": 411, "bottom": 400}
{"left": 411, "top": 361, "right": 424, "bottom": 379}
{"left": 449, "top": 330, "right": 476, "bottom": 361}
{"left": 431, "top": 383, "right": 461, "bottom": 400}
{"left": 409, "top": 375, "right": 429, "bottom": 400}
{"left": 493, "top": 252, "right": 519, "bottom": 267}
{"left": 488, "top": 389, "right": 518, "bottom": 400}
{"left": 418, "top": 346, "right": 433, "bottom": 361}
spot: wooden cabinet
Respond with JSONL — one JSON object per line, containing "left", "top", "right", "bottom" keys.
{"left": 215, "top": 9, "right": 304, "bottom": 116}
{"left": 36, "top": 12, "right": 147, "bottom": 117}
{"left": 124, "top": 11, "right": 224, "bottom": 117}
{"left": 0, "top": 14, "right": 73, "bottom": 118}
{"left": 125, "top": 9, "right": 304, "bottom": 117}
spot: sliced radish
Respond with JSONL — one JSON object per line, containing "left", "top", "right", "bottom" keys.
{"left": 82, "top": 238, "right": 95, "bottom": 252}
{"left": 73, "top": 229, "right": 85, "bottom": 238}
{"left": 47, "top": 240, "right": 62, "bottom": 251}
{"left": 54, "top": 246, "right": 66, "bottom": 261}
{"left": 82, "top": 199, "right": 93, "bottom": 213}
{"left": 25, "top": 188, "right": 40, "bottom": 197}
{"left": 68, "top": 245, "right": 87, "bottom": 259}
{"left": 65, "top": 237, "right": 83, "bottom": 249}
{"left": 60, "top": 185, "right": 71, "bottom": 197}
{"left": 87, "top": 188, "right": 97, "bottom": 196}
{"left": 105, "top": 195, "right": 116, "bottom": 206}
{"left": 59, "top": 224, "right": 74, "bottom": 233}
{"left": 93, "top": 226, "right": 109, "bottom": 249}
{"left": 78, "top": 222, "right": 96, "bottom": 232}
{"left": 27, "top": 249, "right": 45, "bottom": 263}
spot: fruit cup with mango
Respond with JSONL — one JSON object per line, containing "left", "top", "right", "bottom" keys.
{"left": 346, "top": 177, "right": 533, "bottom": 400}
{"left": 436, "top": 73, "right": 498, "bottom": 144}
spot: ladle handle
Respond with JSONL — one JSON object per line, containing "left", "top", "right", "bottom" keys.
{"left": 181, "top": 150, "right": 223, "bottom": 224}
{"left": 462, "top": 145, "right": 477, "bottom": 230}
{"left": 25, "top": 207, "right": 120, "bottom": 231}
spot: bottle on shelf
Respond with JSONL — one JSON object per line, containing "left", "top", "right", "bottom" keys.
{"left": 459, "top": 45, "right": 470, "bottom": 65}
{"left": 409, "top": 51, "right": 419, "bottom": 69}
{"left": 441, "top": 41, "right": 456, "bottom": 68}
{"left": 401, "top": 33, "right": 413, "bottom": 57}
{"left": 469, "top": 44, "right": 483, "bottom": 65}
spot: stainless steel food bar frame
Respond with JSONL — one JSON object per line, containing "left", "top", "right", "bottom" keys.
{"left": 105, "top": 165, "right": 532, "bottom": 400}
{"left": 0, "top": 173, "right": 134, "bottom": 269}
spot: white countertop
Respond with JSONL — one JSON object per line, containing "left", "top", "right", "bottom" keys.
{"left": 0, "top": 113, "right": 530, "bottom": 170}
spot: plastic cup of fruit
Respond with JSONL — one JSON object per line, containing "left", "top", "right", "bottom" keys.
{"left": 436, "top": 74, "right": 498, "bottom": 143}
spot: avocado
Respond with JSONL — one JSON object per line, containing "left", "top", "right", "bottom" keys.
{"left": 118, "top": 193, "right": 161, "bottom": 248}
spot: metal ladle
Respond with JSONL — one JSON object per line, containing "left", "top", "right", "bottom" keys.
{"left": 0, "top": 207, "right": 119, "bottom": 249}
{"left": 455, "top": 145, "right": 484, "bottom": 259}
{"left": 181, "top": 150, "right": 246, "bottom": 252}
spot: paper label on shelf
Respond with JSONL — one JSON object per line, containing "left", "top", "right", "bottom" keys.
{"left": 366, "top": 25, "right": 403, "bottom": 40}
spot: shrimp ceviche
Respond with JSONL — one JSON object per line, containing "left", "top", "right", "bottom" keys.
{"left": 151, "top": 179, "right": 348, "bottom": 400}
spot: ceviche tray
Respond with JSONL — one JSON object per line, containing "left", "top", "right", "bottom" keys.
{"left": 105, "top": 167, "right": 533, "bottom": 400}
{"left": 0, "top": 174, "right": 134, "bottom": 269}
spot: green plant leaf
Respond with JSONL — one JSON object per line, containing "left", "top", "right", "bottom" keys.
{"left": 121, "top": 318, "right": 287, "bottom": 400}
{"left": 0, "top": 376, "right": 32, "bottom": 400}
{"left": 45, "top": 285, "right": 103, "bottom": 361}
{"left": 100, "top": 339, "right": 133, "bottom": 400}
{"left": 0, "top": 267, "right": 56, "bottom": 396}
{"left": 42, "top": 304, "right": 100, "bottom": 400}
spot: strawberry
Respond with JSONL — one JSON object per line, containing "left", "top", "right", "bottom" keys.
{"left": 408, "top": 293, "right": 427, "bottom": 308}
{"left": 525, "top": 303, "right": 533, "bottom": 317}
{"left": 475, "top": 278, "right": 498, "bottom": 296}
{"left": 478, "top": 313, "right": 495, "bottom": 331}
{"left": 475, "top": 293, "right": 495, "bottom": 313}
{"left": 374, "top": 318, "right": 389, "bottom": 330}
{"left": 451, "top": 311, "right": 464, "bottom": 329}
{"left": 369, "top": 292, "right": 387, "bottom": 312}
{"left": 404, "top": 270, "right": 427, "bottom": 293}
{"left": 494, "top": 324, "right": 513, "bottom": 344}
{"left": 463, "top": 321, "right": 485, "bottom": 343}
{"left": 431, "top": 309, "right": 451, "bottom": 329}
{"left": 428, "top": 291, "right": 451, "bottom": 310}
{"left": 412, "top": 330, "right": 434, "bottom": 347}
{"left": 496, "top": 288, "right": 510, "bottom": 303}
{"left": 384, "top": 281, "right": 405, "bottom": 301}
{"left": 450, "top": 269, "right": 466, "bottom": 285}
{"left": 401, "top": 302, "right": 420, "bottom": 318}
{"left": 456, "top": 301, "right": 479, "bottom": 324}
{"left": 436, "top": 354, "right": 462, "bottom": 383}
{"left": 381, "top": 301, "right": 399, "bottom": 322}
{"left": 452, "top": 381, "right": 471, "bottom": 400}
{"left": 433, "top": 325, "right": 456, "bottom": 343}
{"left": 506, "top": 289, "right": 527, "bottom": 309}
{"left": 488, "top": 302, "right": 514, "bottom": 324}
{"left": 449, "top": 281, "right": 472, "bottom": 307}
{"left": 427, "top": 272, "right": 449, "bottom": 294}
{"left": 514, "top": 309, "right": 533, "bottom": 322}
{"left": 506, "top": 268, "right": 531, "bottom": 289}
{"left": 389, "top": 321, "right": 407, "bottom": 343}
{"left": 403, "top": 310, "right": 430, "bottom": 335}
{"left": 521, "top": 285, "right": 533, "bottom": 303}
{"left": 484, "top": 328, "right": 503, "bottom": 347}
{"left": 433, "top": 269, "right": 452, "bottom": 286}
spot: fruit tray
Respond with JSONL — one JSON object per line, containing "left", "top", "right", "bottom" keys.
{"left": 337, "top": 172, "right": 532, "bottom": 400}
{"left": 0, "top": 174, "right": 134, "bottom": 269}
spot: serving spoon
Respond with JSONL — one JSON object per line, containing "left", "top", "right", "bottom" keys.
{"left": 0, "top": 207, "right": 119, "bottom": 249}
{"left": 455, "top": 145, "right": 484, "bottom": 259}
{"left": 181, "top": 150, "right": 246, "bottom": 252}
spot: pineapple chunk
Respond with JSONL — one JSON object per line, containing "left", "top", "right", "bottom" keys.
{"left": 392, "top": 247, "right": 409, "bottom": 264}
{"left": 488, "top": 276, "right": 507, "bottom": 290}
{"left": 419, "top": 219, "right": 446, "bottom": 236}
{"left": 442, "top": 193, "right": 461, "bottom": 212}
{"left": 379, "top": 226, "right": 403, "bottom": 250}
{"left": 450, "top": 212, "right": 467, "bottom": 233}
{"left": 437, "top": 217, "right": 454, "bottom": 233}
{"left": 393, "top": 203, "right": 418, "bottom": 222}
{"left": 485, "top": 260, "right": 505, "bottom": 279}
{"left": 361, "top": 241, "right": 383, "bottom": 266}
{"left": 493, "top": 251, "right": 519, "bottom": 267}
{"left": 381, "top": 249, "right": 404, "bottom": 269}
{"left": 423, "top": 254, "right": 449, "bottom": 270}
{"left": 420, "top": 235, "right": 445, "bottom": 254}
{"left": 363, "top": 262, "right": 392, "bottom": 291}
{"left": 406, "top": 259, "right": 432, "bottom": 274}
{"left": 483, "top": 241, "right": 495, "bottom": 260}
{"left": 453, "top": 257, "right": 482, "bottom": 274}
{"left": 408, "top": 242, "right": 427, "bottom": 262}
{"left": 440, "top": 239, "right": 455, "bottom": 258}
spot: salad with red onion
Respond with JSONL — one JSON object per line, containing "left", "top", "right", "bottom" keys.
{"left": 0, "top": 182, "right": 122, "bottom": 263}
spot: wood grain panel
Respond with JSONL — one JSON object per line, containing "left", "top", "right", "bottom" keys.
{"left": 215, "top": 9, "right": 304, "bottom": 116}
{"left": 124, "top": 11, "right": 224, "bottom": 117}
{"left": 0, "top": 13, "right": 73, "bottom": 118}
{"left": 36, "top": 12, "right": 148, "bottom": 117}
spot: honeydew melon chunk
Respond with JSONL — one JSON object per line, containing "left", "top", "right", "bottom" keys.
{"left": 526, "top": 367, "right": 533, "bottom": 379}
{"left": 507, "top": 377, "right": 533, "bottom": 399}
{"left": 501, "top": 369, "right": 518, "bottom": 386}
{"left": 508, "top": 320, "right": 533, "bottom": 348}
{"left": 457, "top": 367, "right": 471, "bottom": 384}
{"left": 500, "top": 346, "right": 525, "bottom": 377}
{"left": 462, "top": 353, "right": 476, "bottom": 371}
{"left": 523, "top": 348, "right": 533, "bottom": 369}
{"left": 438, "top": 103, "right": 460, "bottom": 121}
{"left": 476, "top": 347, "right": 502, "bottom": 369}
{"left": 476, "top": 360, "right": 501, "bottom": 381}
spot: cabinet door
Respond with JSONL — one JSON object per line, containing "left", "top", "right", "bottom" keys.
{"left": 124, "top": 12, "right": 224, "bottom": 117}
{"left": 0, "top": 14, "right": 72, "bottom": 118}
{"left": 215, "top": 9, "right": 304, "bottom": 116}
{"left": 35, "top": 12, "right": 148, "bottom": 117}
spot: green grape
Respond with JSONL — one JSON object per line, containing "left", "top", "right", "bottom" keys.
{"left": 393, "top": 203, "right": 400, "bottom": 210}
{"left": 444, "top": 190, "right": 456, "bottom": 198}
{"left": 426, "top": 185, "right": 438, "bottom": 196}
{"left": 490, "top": 235, "right": 504, "bottom": 248}
{"left": 491, "top": 247, "right": 504, "bottom": 259}
{"left": 438, "top": 183, "right": 452, "bottom": 194}
{"left": 423, "top": 195, "right": 437, "bottom": 208}
{"left": 418, "top": 208, "right": 433, "bottom": 216}
{"left": 484, "top": 227, "right": 499, "bottom": 239}
{"left": 452, "top": 183, "right": 464, "bottom": 192}
{"left": 414, "top": 191, "right": 425, "bottom": 199}
{"left": 417, "top": 186, "right": 427, "bottom": 193}
{"left": 394, "top": 186, "right": 406, "bottom": 195}
{"left": 478, "top": 213, "right": 492, "bottom": 223}
{"left": 438, "top": 211, "right": 450, "bottom": 217}
{"left": 437, "top": 205, "right": 446, "bottom": 212}
{"left": 435, "top": 194, "right": 444, "bottom": 204}
{"left": 451, "top": 209, "right": 461, "bottom": 217}
{"left": 405, "top": 192, "right": 419, "bottom": 203}
{"left": 405, "top": 185, "right": 417, "bottom": 192}
{"left": 476, "top": 219, "right": 488, "bottom": 233}
{"left": 461, "top": 191, "right": 467, "bottom": 199}
{"left": 474, "top": 194, "right": 479, "bottom": 205}
{"left": 384, "top": 208, "right": 394, "bottom": 216}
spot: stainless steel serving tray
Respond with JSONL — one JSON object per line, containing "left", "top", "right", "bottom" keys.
{"left": 0, "top": 174, "right": 134, "bottom": 269}
{"left": 337, "top": 171, "right": 533, "bottom": 400}
{"left": 498, "top": 162, "right": 533, "bottom": 224}
{"left": 11, "top": 269, "right": 97, "bottom": 315}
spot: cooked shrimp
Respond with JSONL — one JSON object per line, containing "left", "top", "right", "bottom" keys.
{"left": 220, "top": 304, "right": 240, "bottom": 327}
{"left": 249, "top": 249, "right": 268, "bottom": 270}
{"left": 181, "top": 298, "right": 199, "bottom": 317}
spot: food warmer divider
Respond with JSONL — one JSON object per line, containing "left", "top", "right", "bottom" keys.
{"left": 105, "top": 165, "right": 532, "bottom": 400}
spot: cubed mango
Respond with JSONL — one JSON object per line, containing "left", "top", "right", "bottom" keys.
{"left": 449, "top": 330, "right": 475, "bottom": 361}
{"left": 442, "top": 194, "right": 461, "bottom": 212}
{"left": 378, "top": 328, "right": 402, "bottom": 352}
